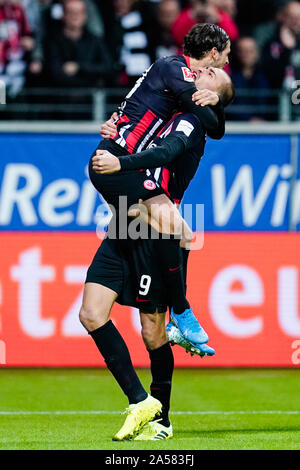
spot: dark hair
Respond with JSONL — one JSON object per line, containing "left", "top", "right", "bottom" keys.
{"left": 184, "top": 23, "right": 230, "bottom": 60}
{"left": 219, "top": 78, "right": 235, "bottom": 107}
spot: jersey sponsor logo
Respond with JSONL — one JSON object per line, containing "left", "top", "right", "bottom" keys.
{"left": 181, "top": 67, "right": 195, "bottom": 82}
{"left": 143, "top": 180, "right": 157, "bottom": 191}
{"left": 176, "top": 119, "right": 194, "bottom": 137}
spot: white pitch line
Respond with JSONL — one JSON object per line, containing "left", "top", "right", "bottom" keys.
{"left": 0, "top": 410, "right": 299, "bottom": 416}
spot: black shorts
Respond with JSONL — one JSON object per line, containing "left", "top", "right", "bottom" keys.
{"left": 86, "top": 235, "right": 168, "bottom": 314}
{"left": 89, "top": 139, "right": 164, "bottom": 209}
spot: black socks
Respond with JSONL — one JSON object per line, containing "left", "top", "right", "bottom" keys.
{"left": 181, "top": 247, "right": 190, "bottom": 295}
{"left": 89, "top": 320, "right": 147, "bottom": 404}
{"left": 156, "top": 237, "right": 190, "bottom": 314}
{"left": 149, "top": 342, "right": 174, "bottom": 427}
{"left": 90, "top": 322, "right": 175, "bottom": 427}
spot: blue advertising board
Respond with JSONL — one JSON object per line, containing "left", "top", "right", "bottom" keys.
{"left": 183, "top": 134, "right": 293, "bottom": 231}
{"left": 0, "top": 133, "right": 102, "bottom": 231}
{"left": 0, "top": 132, "right": 297, "bottom": 232}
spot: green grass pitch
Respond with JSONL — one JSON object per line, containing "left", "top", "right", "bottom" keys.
{"left": 0, "top": 368, "right": 299, "bottom": 450}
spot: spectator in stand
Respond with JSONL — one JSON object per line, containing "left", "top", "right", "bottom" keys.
{"left": 98, "top": 0, "right": 158, "bottom": 87}
{"left": 171, "top": 0, "right": 239, "bottom": 51}
{"left": 44, "top": 0, "right": 112, "bottom": 87}
{"left": 35, "top": 0, "right": 104, "bottom": 38}
{"left": 0, "top": 0, "right": 34, "bottom": 95}
{"left": 253, "top": 0, "right": 300, "bottom": 51}
{"left": 24, "top": 0, "right": 53, "bottom": 86}
{"left": 214, "top": 0, "right": 237, "bottom": 18}
{"left": 231, "top": 37, "right": 269, "bottom": 121}
{"left": 20, "top": 0, "right": 41, "bottom": 33}
{"left": 153, "top": 0, "right": 180, "bottom": 58}
{"left": 26, "top": 0, "right": 104, "bottom": 86}
{"left": 262, "top": 0, "right": 300, "bottom": 89}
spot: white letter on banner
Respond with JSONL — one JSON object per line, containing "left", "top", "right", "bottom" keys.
{"left": 11, "top": 248, "right": 55, "bottom": 338}
{"left": 271, "top": 165, "right": 293, "bottom": 227}
{"left": 76, "top": 180, "right": 98, "bottom": 226}
{"left": 278, "top": 267, "right": 300, "bottom": 336}
{"left": 61, "top": 266, "right": 87, "bottom": 337}
{"left": 212, "top": 165, "right": 279, "bottom": 227}
{"left": 209, "top": 265, "right": 264, "bottom": 338}
{"left": 291, "top": 181, "right": 300, "bottom": 227}
{"left": 39, "top": 179, "right": 79, "bottom": 226}
{"left": 0, "top": 164, "right": 41, "bottom": 226}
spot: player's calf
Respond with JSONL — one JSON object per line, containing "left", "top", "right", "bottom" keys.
{"left": 140, "top": 311, "right": 168, "bottom": 351}
{"left": 79, "top": 283, "right": 117, "bottom": 331}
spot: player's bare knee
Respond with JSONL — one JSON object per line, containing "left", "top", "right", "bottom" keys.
{"left": 141, "top": 322, "right": 152, "bottom": 343}
{"left": 143, "top": 334, "right": 168, "bottom": 351}
{"left": 141, "top": 318, "right": 167, "bottom": 350}
{"left": 79, "top": 305, "right": 94, "bottom": 326}
{"left": 142, "top": 329, "right": 166, "bottom": 350}
{"left": 141, "top": 332, "right": 155, "bottom": 350}
{"left": 79, "top": 304, "right": 106, "bottom": 330}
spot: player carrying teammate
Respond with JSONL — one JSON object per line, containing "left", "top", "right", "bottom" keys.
{"left": 93, "top": 66, "right": 234, "bottom": 358}
{"left": 80, "top": 24, "right": 232, "bottom": 441}
{"left": 88, "top": 24, "right": 231, "bottom": 347}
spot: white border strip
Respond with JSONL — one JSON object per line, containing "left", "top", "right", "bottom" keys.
{"left": 1, "top": 121, "right": 300, "bottom": 135}
{"left": 0, "top": 410, "right": 299, "bottom": 416}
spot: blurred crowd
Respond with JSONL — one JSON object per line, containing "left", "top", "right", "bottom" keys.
{"left": 1, "top": 0, "right": 300, "bottom": 120}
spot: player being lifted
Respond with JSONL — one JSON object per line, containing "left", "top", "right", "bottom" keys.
{"left": 80, "top": 24, "right": 232, "bottom": 441}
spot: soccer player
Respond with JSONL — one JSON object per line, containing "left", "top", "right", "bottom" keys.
{"left": 87, "top": 24, "right": 231, "bottom": 346}
{"left": 79, "top": 24, "right": 232, "bottom": 441}
{"left": 89, "top": 69, "right": 234, "bottom": 440}
{"left": 90, "top": 66, "right": 232, "bottom": 343}
{"left": 80, "top": 71, "right": 234, "bottom": 441}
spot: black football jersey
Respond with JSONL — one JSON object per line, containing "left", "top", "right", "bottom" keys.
{"left": 112, "top": 55, "right": 202, "bottom": 154}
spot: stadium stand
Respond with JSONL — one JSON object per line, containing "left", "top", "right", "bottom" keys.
{"left": 0, "top": 0, "right": 299, "bottom": 121}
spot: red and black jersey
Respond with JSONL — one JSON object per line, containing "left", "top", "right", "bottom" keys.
{"left": 111, "top": 54, "right": 223, "bottom": 154}
{"left": 152, "top": 116, "right": 205, "bottom": 204}
{"left": 119, "top": 112, "right": 206, "bottom": 204}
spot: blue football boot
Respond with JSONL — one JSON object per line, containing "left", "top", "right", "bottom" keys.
{"left": 166, "top": 322, "right": 214, "bottom": 357}
{"left": 170, "top": 308, "right": 209, "bottom": 344}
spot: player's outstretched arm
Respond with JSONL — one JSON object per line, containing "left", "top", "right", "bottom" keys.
{"left": 205, "top": 100, "right": 225, "bottom": 140}
{"left": 93, "top": 116, "right": 205, "bottom": 174}
{"left": 119, "top": 135, "right": 187, "bottom": 171}
{"left": 119, "top": 117, "right": 204, "bottom": 171}
{"left": 91, "top": 136, "right": 186, "bottom": 174}
{"left": 178, "top": 87, "right": 225, "bottom": 140}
